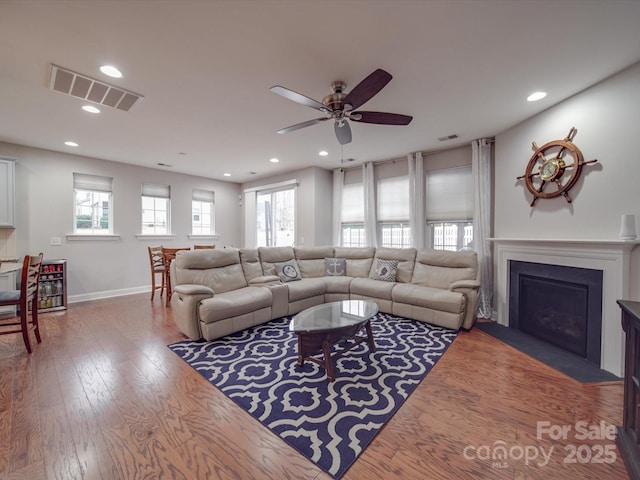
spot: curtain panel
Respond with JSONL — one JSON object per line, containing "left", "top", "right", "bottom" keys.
{"left": 472, "top": 138, "right": 493, "bottom": 318}
{"left": 408, "top": 152, "right": 425, "bottom": 248}
{"left": 332, "top": 168, "right": 344, "bottom": 246}
{"left": 363, "top": 162, "right": 377, "bottom": 247}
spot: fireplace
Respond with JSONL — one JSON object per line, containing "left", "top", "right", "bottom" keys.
{"left": 509, "top": 260, "right": 603, "bottom": 365}
{"left": 491, "top": 238, "right": 639, "bottom": 377}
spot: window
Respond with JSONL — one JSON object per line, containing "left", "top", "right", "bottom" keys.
{"left": 340, "top": 182, "right": 366, "bottom": 247}
{"left": 73, "top": 173, "right": 113, "bottom": 234}
{"left": 377, "top": 176, "right": 411, "bottom": 248}
{"left": 256, "top": 186, "right": 295, "bottom": 247}
{"left": 430, "top": 221, "right": 473, "bottom": 251}
{"left": 426, "top": 166, "right": 473, "bottom": 250}
{"left": 141, "top": 183, "right": 170, "bottom": 235}
{"left": 192, "top": 189, "right": 215, "bottom": 235}
{"left": 342, "top": 223, "right": 366, "bottom": 247}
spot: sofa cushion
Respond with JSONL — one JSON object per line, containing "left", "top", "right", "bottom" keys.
{"left": 369, "top": 259, "right": 398, "bottom": 282}
{"left": 324, "top": 257, "right": 346, "bottom": 276}
{"left": 350, "top": 277, "right": 396, "bottom": 300}
{"left": 373, "top": 247, "right": 416, "bottom": 283}
{"left": 323, "top": 275, "right": 353, "bottom": 294}
{"left": 240, "top": 248, "right": 263, "bottom": 283}
{"left": 199, "top": 286, "right": 273, "bottom": 323}
{"left": 259, "top": 246, "right": 295, "bottom": 276}
{"left": 412, "top": 249, "right": 478, "bottom": 289}
{"left": 294, "top": 246, "right": 335, "bottom": 278}
{"left": 175, "top": 249, "right": 247, "bottom": 293}
{"left": 286, "top": 277, "right": 326, "bottom": 302}
{"left": 275, "top": 259, "right": 302, "bottom": 282}
{"left": 392, "top": 283, "right": 465, "bottom": 314}
{"left": 333, "top": 247, "right": 375, "bottom": 277}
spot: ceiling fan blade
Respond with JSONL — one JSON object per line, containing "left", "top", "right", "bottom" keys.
{"left": 335, "top": 121, "right": 352, "bottom": 145}
{"left": 276, "top": 117, "right": 329, "bottom": 134}
{"left": 343, "top": 69, "right": 392, "bottom": 110}
{"left": 270, "top": 85, "right": 330, "bottom": 113}
{"left": 350, "top": 111, "right": 413, "bottom": 125}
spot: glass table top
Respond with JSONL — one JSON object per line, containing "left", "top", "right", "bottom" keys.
{"left": 289, "top": 300, "right": 379, "bottom": 333}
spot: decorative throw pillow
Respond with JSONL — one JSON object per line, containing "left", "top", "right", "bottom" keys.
{"left": 274, "top": 259, "right": 302, "bottom": 282}
{"left": 369, "top": 259, "right": 399, "bottom": 282}
{"left": 324, "top": 257, "right": 346, "bottom": 276}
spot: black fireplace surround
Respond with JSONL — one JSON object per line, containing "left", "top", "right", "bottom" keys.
{"left": 508, "top": 260, "right": 603, "bottom": 365}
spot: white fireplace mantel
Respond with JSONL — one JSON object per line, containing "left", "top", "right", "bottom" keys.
{"left": 489, "top": 238, "right": 640, "bottom": 377}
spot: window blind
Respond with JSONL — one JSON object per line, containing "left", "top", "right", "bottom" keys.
{"left": 341, "top": 182, "right": 364, "bottom": 223}
{"left": 192, "top": 188, "right": 215, "bottom": 202}
{"left": 73, "top": 172, "right": 112, "bottom": 192}
{"left": 426, "top": 166, "right": 473, "bottom": 221}
{"left": 377, "top": 175, "right": 409, "bottom": 221}
{"left": 142, "top": 183, "right": 170, "bottom": 198}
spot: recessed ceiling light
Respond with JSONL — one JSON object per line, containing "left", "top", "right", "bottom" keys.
{"left": 270, "top": 157, "right": 279, "bottom": 163}
{"left": 100, "top": 65, "right": 123, "bottom": 78}
{"left": 82, "top": 105, "right": 100, "bottom": 114}
{"left": 223, "top": 173, "right": 231, "bottom": 177}
{"left": 64, "top": 141, "right": 78, "bottom": 147}
{"left": 527, "top": 91, "right": 547, "bottom": 102}
{"left": 319, "top": 150, "right": 329, "bottom": 156}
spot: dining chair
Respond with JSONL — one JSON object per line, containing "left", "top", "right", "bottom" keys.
{"left": 148, "top": 246, "right": 165, "bottom": 301}
{"left": 161, "top": 247, "right": 191, "bottom": 307}
{"left": 0, "top": 253, "right": 44, "bottom": 353}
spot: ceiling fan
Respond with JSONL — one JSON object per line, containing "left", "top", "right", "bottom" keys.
{"left": 271, "top": 68, "right": 413, "bottom": 145}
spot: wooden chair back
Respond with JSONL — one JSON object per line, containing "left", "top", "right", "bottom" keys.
{"left": 161, "top": 247, "right": 191, "bottom": 306}
{"left": 147, "top": 246, "right": 165, "bottom": 300}
{"left": 0, "top": 253, "right": 44, "bottom": 353}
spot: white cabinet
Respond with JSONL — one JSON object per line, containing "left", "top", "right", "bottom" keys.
{"left": 0, "top": 270, "right": 16, "bottom": 317}
{"left": 0, "top": 157, "right": 15, "bottom": 228}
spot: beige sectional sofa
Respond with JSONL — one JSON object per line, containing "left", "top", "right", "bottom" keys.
{"left": 170, "top": 246, "right": 480, "bottom": 341}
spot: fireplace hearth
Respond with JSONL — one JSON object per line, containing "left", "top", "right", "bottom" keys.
{"left": 509, "top": 260, "right": 603, "bottom": 365}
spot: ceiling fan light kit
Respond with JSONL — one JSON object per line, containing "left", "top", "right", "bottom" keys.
{"left": 271, "top": 68, "right": 413, "bottom": 145}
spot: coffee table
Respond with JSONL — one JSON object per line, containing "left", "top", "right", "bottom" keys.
{"left": 289, "top": 300, "right": 379, "bottom": 381}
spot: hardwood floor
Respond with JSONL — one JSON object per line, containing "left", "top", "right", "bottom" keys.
{"left": 0, "top": 294, "right": 628, "bottom": 479}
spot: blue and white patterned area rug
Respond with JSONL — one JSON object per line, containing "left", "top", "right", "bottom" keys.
{"left": 169, "top": 312, "right": 457, "bottom": 479}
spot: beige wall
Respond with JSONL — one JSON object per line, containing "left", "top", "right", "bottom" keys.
{"left": 494, "top": 61, "right": 640, "bottom": 300}
{"left": 0, "top": 142, "right": 241, "bottom": 301}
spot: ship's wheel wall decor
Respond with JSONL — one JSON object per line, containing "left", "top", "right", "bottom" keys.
{"left": 516, "top": 127, "right": 598, "bottom": 206}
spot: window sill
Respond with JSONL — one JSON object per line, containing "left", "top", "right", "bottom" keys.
{"left": 66, "top": 234, "right": 121, "bottom": 241}
{"left": 136, "top": 234, "right": 176, "bottom": 240}
{"left": 187, "top": 234, "right": 219, "bottom": 240}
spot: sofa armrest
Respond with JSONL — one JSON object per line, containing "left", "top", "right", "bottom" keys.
{"left": 249, "top": 275, "right": 282, "bottom": 286}
{"left": 171, "top": 285, "right": 214, "bottom": 340}
{"left": 174, "top": 284, "right": 214, "bottom": 296}
{"left": 450, "top": 280, "right": 481, "bottom": 330}
{"left": 450, "top": 279, "right": 480, "bottom": 291}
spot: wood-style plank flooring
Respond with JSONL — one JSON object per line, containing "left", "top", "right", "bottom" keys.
{"left": 0, "top": 294, "right": 628, "bottom": 479}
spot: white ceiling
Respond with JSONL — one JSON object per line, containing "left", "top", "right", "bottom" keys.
{"left": 1, "top": 0, "right": 640, "bottom": 184}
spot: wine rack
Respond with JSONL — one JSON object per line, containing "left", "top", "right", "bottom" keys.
{"left": 38, "top": 259, "right": 67, "bottom": 312}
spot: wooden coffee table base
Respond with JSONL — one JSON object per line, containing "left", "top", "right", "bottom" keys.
{"left": 295, "top": 320, "right": 376, "bottom": 382}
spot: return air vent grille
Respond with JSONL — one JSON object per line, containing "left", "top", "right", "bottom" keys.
{"left": 437, "top": 134, "right": 459, "bottom": 142}
{"left": 49, "top": 64, "right": 143, "bottom": 112}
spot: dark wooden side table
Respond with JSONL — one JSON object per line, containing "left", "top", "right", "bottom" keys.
{"left": 617, "top": 299, "right": 640, "bottom": 479}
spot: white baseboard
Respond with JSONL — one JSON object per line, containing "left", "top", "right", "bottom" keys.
{"left": 68, "top": 285, "right": 150, "bottom": 304}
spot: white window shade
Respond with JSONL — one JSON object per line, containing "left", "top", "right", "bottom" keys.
{"left": 192, "top": 188, "right": 215, "bottom": 202}
{"left": 341, "top": 183, "right": 364, "bottom": 223}
{"left": 426, "top": 166, "right": 473, "bottom": 221}
{"left": 73, "top": 172, "right": 112, "bottom": 192}
{"left": 378, "top": 176, "right": 409, "bottom": 221}
{"left": 142, "top": 183, "right": 170, "bottom": 198}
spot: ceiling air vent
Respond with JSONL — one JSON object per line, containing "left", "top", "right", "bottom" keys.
{"left": 437, "top": 134, "right": 459, "bottom": 142}
{"left": 49, "top": 64, "right": 143, "bottom": 112}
